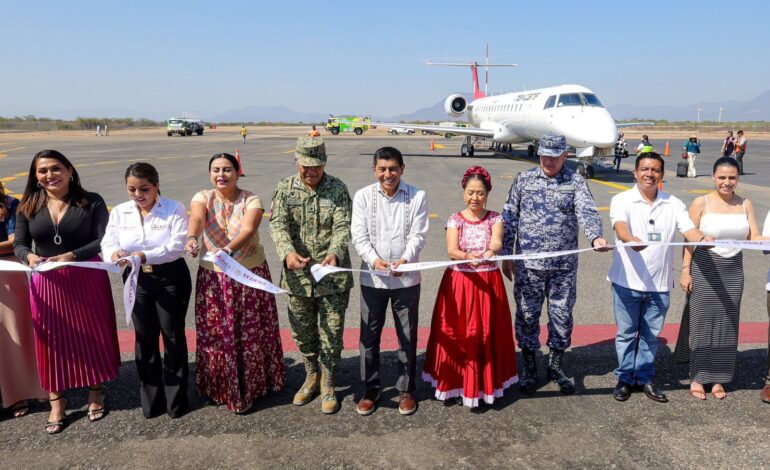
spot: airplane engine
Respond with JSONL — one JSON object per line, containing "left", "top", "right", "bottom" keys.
{"left": 444, "top": 94, "right": 467, "bottom": 117}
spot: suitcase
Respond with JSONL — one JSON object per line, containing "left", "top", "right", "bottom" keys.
{"left": 676, "top": 161, "right": 688, "bottom": 177}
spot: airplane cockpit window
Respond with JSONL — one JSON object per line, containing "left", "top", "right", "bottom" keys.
{"left": 581, "top": 93, "right": 604, "bottom": 107}
{"left": 557, "top": 94, "right": 582, "bottom": 107}
{"left": 544, "top": 95, "right": 556, "bottom": 109}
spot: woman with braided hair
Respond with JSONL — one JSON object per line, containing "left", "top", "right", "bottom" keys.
{"left": 422, "top": 166, "right": 518, "bottom": 408}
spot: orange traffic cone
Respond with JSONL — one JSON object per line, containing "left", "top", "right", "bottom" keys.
{"left": 663, "top": 141, "right": 670, "bottom": 157}
{"left": 235, "top": 149, "right": 245, "bottom": 176}
{"left": 430, "top": 138, "right": 435, "bottom": 151}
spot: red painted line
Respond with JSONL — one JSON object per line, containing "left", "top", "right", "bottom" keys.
{"left": 116, "top": 323, "right": 769, "bottom": 353}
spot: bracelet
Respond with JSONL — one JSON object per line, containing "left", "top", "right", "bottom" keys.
{"left": 223, "top": 246, "right": 233, "bottom": 255}
{"left": 681, "top": 264, "right": 690, "bottom": 270}
{"left": 187, "top": 235, "right": 198, "bottom": 241}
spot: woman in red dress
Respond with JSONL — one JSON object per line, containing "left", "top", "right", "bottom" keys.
{"left": 423, "top": 166, "right": 518, "bottom": 408}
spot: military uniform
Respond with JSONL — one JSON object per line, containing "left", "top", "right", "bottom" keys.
{"left": 502, "top": 164, "right": 603, "bottom": 351}
{"left": 270, "top": 138, "right": 353, "bottom": 374}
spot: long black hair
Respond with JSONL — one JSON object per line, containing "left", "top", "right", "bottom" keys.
{"left": 208, "top": 153, "right": 240, "bottom": 174}
{"left": 18, "top": 150, "right": 89, "bottom": 217}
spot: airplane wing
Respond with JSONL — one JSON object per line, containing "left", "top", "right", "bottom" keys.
{"left": 371, "top": 122, "right": 495, "bottom": 138}
{"left": 616, "top": 122, "right": 655, "bottom": 128}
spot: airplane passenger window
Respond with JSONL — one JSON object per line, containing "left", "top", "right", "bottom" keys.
{"left": 557, "top": 94, "right": 582, "bottom": 107}
{"left": 544, "top": 95, "right": 556, "bottom": 109}
{"left": 582, "top": 93, "right": 604, "bottom": 107}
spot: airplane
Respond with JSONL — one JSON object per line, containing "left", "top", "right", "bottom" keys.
{"left": 374, "top": 60, "right": 648, "bottom": 179}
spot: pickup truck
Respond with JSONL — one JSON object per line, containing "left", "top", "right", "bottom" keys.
{"left": 387, "top": 127, "right": 415, "bottom": 135}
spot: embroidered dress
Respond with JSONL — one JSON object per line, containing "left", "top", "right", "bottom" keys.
{"left": 422, "top": 211, "right": 518, "bottom": 407}
{"left": 192, "top": 189, "right": 285, "bottom": 411}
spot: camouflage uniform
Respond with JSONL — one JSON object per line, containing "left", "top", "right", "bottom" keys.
{"left": 501, "top": 158, "right": 603, "bottom": 352}
{"left": 269, "top": 139, "right": 353, "bottom": 371}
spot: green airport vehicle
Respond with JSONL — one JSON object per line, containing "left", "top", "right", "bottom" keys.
{"left": 166, "top": 117, "right": 204, "bottom": 136}
{"left": 325, "top": 115, "right": 371, "bottom": 135}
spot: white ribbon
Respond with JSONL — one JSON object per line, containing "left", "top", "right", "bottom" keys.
{"left": 310, "top": 264, "right": 390, "bottom": 282}
{"left": 121, "top": 256, "right": 141, "bottom": 326}
{"left": 202, "top": 251, "right": 285, "bottom": 294}
{"left": 309, "top": 239, "right": 770, "bottom": 280}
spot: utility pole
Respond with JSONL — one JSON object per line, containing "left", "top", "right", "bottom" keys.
{"left": 718, "top": 106, "right": 724, "bottom": 123}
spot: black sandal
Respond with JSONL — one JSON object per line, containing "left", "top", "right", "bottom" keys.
{"left": 45, "top": 396, "right": 67, "bottom": 435}
{"left": 11, "top": 400, "right": 30, "bottom": 418}
{"left": 87, "top": 386, "right": 106, "bottom": 422}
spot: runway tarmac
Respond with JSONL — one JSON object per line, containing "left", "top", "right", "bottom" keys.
{"left": 0, "top": 129, "right": 768, "bottom": 468}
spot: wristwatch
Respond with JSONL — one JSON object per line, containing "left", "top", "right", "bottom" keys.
{"left": 223, "top": 246, "right": 233, "bottom": 255}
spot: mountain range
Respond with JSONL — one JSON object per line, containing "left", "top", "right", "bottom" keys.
{"left": 14, "top": 89, "right": 770, "bottom": 123}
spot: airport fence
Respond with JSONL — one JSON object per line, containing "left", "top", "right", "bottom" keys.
{"left": 0, "top": 119, "right": 164, "bottom": 133}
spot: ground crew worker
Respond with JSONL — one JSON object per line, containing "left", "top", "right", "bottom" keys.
{"left": 269, "top": 136, "right": 353, "bottom": 414}
{"left": 501, "top": 134, "right": 608, "bottom": 395}
{"left": 308, "top": 125, "right": 321, "bottom": 137}
{"left": 636, "top": 135, "right": 653, "bottom": 156}
{"left": 240, "top": 125, "right": 247, "bottom": 143}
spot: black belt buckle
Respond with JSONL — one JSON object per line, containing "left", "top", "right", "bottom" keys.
{"left": 141, "top": 264, "right": 154, "bottom": 273}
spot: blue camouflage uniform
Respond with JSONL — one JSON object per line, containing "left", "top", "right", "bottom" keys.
{"left": 501, "top": 164, "right": 603, "bottom": 351}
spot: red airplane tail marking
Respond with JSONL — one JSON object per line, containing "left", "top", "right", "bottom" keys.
{"left": 471, "top": 62, "right": 485, "bottom": 100}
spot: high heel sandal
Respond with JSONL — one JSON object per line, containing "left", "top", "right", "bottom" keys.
{"left": 45, "top": 396, "right": 67, "bottom": 435}
{"left": 11, "top": 400, "right": 30, "bottom": 418}
{"left": 87, "top": 385, "right": 106, "bottom": 422}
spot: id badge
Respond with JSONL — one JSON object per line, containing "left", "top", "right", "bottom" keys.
{"left": 647, "top": 232, "right": 662, "bottom": 242}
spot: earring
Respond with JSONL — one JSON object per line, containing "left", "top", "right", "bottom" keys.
{"left": 37, "top": 182, "right": 42, "bottom": 188}
{"left": 70, "top": 176, "right": 74, "bottom": 182}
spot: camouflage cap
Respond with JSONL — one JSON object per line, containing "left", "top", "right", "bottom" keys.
{"left": 537, "top": 134, "right": 568, "bottom": 157}
{"left": 295, "top": 136, "right": 327, "bottom": 166}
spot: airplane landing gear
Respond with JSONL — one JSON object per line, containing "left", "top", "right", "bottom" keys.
{"left": 461, "top": 136, "right": 475, "bottom": 157}
{"left": 577, "top": 163, "right": 595, "bottom": 179}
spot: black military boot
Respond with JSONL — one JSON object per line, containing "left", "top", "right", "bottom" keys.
{"left": 519, "top": 349, "right": 538, "bottom": 394}
{"left": 547, "top": 349, "right": 576, "bottom": 395}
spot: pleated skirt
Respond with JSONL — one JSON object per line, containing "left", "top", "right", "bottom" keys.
{"left": 673, "top": 248, "right": 743, "bottom": 384}
{"left": 422, "top": 267, "right": 518, "bottom": 408}
{"left": 29, "top": 260, "right": 121, "bottom": 392}
{"left": 0, "top": 269, "right": 47, "bottom": 405}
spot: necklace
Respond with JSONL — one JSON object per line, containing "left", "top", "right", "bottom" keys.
{"left": 48, "top": 199, "right": 67, "bottom": 245}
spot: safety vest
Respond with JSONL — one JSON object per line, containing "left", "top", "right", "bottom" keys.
{"left": 637, "top": 145, "right": 654, "bottom": 156}
{"left": 308, "top": 130, "right": 320, "bottom": 137}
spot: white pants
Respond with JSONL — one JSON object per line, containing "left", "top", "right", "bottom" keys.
{"left": 687, "top": 152, "right": 697, "bottom": 177}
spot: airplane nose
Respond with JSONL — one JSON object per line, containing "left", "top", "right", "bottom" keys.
{"left": 572, "top": 112, "right": 616, "bottom": 148}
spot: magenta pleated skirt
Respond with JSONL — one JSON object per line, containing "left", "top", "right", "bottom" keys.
{"left": 29, "top": 259, "right": 121, "bottom": 392}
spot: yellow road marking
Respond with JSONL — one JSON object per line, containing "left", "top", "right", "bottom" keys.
{"left": 14, "top": 172, "right": 28, "bottom": 177}
{"left": 591, "top": 178, "right": 630, "bottom": 191}
{"left": 0, "top": 146, "right": 25, "bottom": 153}
{"left": 284, "top": 149, "right": 295, "bottom": 154}
{"left": 0, "top": 176, "right": 17, "bottom": 182}
{"left": 500, "top": 175, "right": 515, "bottom": 179}
{"left": 10, "top": 193, "right": 22, "bottom": 199}
{"left": 686, "top": 189, "right": 711, "bottom": 194}
{"left": 429, "top": 213, "right": 439, "bottom": 219}
{"left": 597, "top": 206, "right": 609, "bottom": 211}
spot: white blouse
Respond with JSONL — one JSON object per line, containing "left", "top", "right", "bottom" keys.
{"left": 101, "top": 196, "right": 188, "bottom": 265}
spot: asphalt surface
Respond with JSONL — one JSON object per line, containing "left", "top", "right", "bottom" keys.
{"left": 0, "top": 129, "right": 768, "bottom": 469}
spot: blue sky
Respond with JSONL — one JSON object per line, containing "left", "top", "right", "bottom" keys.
{"left": 2, "top": 0, "right": 769, "bottom": 119}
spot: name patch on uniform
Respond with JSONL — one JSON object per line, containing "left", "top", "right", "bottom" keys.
{"left": 557, "top": 185, "right": 575, "bottom": 193}
{"left": 319, "top": 199, "right": 333, "bottom": 208}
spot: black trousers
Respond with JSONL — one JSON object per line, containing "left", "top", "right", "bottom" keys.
{"left": 359, "top": 284, "right": 420, "bottom": 392}
{"left": 125, "top": 258, "right": 192, "bottom": 418}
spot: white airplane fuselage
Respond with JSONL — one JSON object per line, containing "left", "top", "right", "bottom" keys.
{"left": 466, "top": 84, "right": 617, "bottom": 151}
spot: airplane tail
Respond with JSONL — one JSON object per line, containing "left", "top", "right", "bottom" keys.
{"left": 428, "top": 61, "right": 517, "bottom": 101}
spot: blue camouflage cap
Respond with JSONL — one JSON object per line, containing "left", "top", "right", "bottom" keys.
{"left": 538, "top": 134, "right": 567, "bottom": 157}
{"left": 295, "top": 136, "right": 327, "bottom": 166}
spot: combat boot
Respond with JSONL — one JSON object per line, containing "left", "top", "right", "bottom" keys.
{"left": 547, "top": 349, "right": 576, "bottom": 395}
{"left": 320, "top": 364, "right": 340, "bottom": 414}
{"left": 519, "top": 349, "right": 538, "bottom": 394}
{"left": 292, "top": 357, "right": 320, "bottom": 406}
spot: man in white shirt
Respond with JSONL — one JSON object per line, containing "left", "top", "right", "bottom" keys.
{"left": 762, "top": 210, "right": 770, "bottom": 404}
{"left": 351, "top": 147, "right": 429, "bottom": 416}
{"left": 608, "top": 152, "right": 709, "bottom": 403}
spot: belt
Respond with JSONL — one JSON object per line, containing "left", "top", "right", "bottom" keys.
{"left": 139, "top": 258, "right": 186, "bottom": 275}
